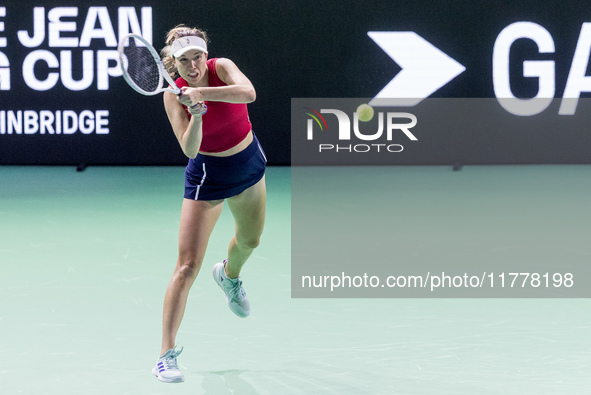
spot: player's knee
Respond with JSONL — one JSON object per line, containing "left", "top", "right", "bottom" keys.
{"left": 176, "top": 257, "right": 203, "bottom": 280}
{"left": 238, "top": 235, "right": 261, "bottom": 250}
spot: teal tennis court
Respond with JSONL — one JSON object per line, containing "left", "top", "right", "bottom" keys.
{"left": 1, "top": 165, "right": 590, "bottom": 394}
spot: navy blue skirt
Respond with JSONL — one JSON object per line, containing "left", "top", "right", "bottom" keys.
{"left": 184, "top": 134, "right": 266, "bottom": 201}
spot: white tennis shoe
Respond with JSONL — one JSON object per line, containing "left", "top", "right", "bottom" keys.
{"left": 152, "top": 346, "right": 184, "bottom": 383}
{"left": 212, "top": 260, "right": 250, "bottom": 318}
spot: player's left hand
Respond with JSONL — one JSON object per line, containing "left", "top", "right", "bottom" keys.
{"left": 188, "top": 102, "right": 207, "bottom": 116}
{"left": 178, "top": 86, "right": 204, "bottom": 107}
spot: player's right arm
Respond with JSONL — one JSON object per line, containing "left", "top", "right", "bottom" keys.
{"left": 164, "top": 90, "right": 203, "bottom": 159}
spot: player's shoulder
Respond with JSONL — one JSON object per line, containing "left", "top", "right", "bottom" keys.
{"left": 213, "top": 57, "right": 239, "bottom": 71}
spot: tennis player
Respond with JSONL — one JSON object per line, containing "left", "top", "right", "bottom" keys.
{"left": 152, "top": 25, "right": 266, "bottom": 383}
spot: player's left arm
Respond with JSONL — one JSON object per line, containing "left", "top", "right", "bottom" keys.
{"left": 182, "top": 58, "right": 256, "bottom": 104}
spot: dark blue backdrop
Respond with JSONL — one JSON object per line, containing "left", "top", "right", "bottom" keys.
{"left": 1, "top": 0, "right": 591, "bottom": 165}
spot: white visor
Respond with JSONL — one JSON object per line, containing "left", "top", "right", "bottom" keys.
{"left": 171, "top": 36, "right": 208, "bottom": 58}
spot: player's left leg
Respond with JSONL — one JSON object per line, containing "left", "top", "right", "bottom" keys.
{"left": 212, "top": 176, "right": 266, "bottom": 317}
{"left": 226, "top": 175, "right": 266, "bottom": 277}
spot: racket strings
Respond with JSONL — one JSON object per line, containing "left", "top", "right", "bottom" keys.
{"left": 121, "top": 37, "right": 163, "bottom": 94}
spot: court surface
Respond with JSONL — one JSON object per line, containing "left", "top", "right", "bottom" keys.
{"left": 1, "top": 165, "right": 590, "bottom": 394}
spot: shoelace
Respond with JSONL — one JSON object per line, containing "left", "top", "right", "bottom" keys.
{"left": 162, "top": 346, "right": 183, "bottom": 370}
{"left": 163, "top": 357, "right": 178, "bottom": 370}
{"left": 228, "top": 278, "right": 246, "bottom": 301}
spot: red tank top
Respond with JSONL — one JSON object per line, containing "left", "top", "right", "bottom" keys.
{"left": 175, "top": 58, "right": 252, "bottom": 153}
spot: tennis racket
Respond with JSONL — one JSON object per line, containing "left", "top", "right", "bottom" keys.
{"left": 118, "top": 33, "right": 206, "bottom": 113}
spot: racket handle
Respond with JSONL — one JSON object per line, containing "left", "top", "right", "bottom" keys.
{"left": 176, "top": 87, "right": 206, "bottom": 115}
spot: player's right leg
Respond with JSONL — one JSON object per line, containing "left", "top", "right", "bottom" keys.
{"left": 154, "top": 198, "right": 223, "bottom": 383}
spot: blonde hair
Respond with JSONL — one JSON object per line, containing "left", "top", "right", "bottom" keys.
{"left": 161, "top": 24, "right": 209, "bottom": 79}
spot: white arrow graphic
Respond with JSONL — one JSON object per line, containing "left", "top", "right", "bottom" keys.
{"left": 368, "top": 31, "right": 465, "bottom": 107}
